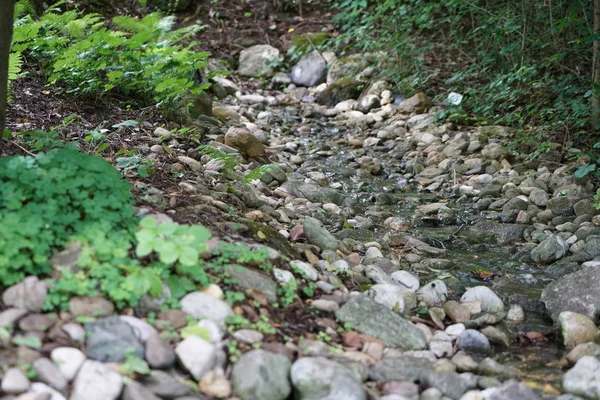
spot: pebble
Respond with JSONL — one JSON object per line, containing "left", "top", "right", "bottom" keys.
{"left": 70, "top": 360, "right": 123, "bottom": 400}
{"left": 1, "top": 367, "right": 31, "bottom": 394}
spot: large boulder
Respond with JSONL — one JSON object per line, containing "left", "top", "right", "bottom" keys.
{"left": 541, "top": 266, "right": 600, "bottom": 321}
{"left": 563, "top": 356, "right": 600, "bottom": 399}
{"left": 238, "top": 45, "right": 280, "bottom": 77}
{"left": 291, "top": 50, "right": 327, "bottom": 87}
{"left": 397, "top": 92, "right": 432, "bottom": 114}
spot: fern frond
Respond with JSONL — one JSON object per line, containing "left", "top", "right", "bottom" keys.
{"left": 243, "top": 165, "right": 275, "bottom": 184}
{"left": 14, "top": 0, "right": 35, "bottom": 20}
{"left": 7, "top": 52, "right": 23, "bottom": 102}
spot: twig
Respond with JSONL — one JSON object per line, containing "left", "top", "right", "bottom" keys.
{"left": 11, "top": 140, "right": 36, "bottom": 156}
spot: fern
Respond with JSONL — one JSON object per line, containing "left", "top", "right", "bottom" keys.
{"left": 7, "top": 53, "right": 23, "bottom": 102}
{"left": 243, "top": 165, "right": 275, "bottom": 184}
{"left": 198, "top": 145, "right": 238, "bottom": 170}
{"left": 14, "top": 0, "right": 35, "bottom": 20}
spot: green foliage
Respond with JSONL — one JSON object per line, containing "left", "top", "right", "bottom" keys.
{"left": 12, "top": 5, "right": 211, "bottom": 111}
{"left": 7, "top": 53, "right": 23, "bottom": 102}
{"left": 332, "top": 0, "right": 595, "bottom": 147}
{"left": 594, "top": 189, "right": 600, "bottom": 210}
{"left": 115, "top": 156, "right": 153, "bottom": 178}
{"left": 243, "top": 165, "right": 275, "bottom": 184}
{"left": 197, "top": 145, "right": 238, "bottom": 170}
{"left": 136, "top": 217, "right": 212, "bottom": 266}
{"left": 0, "top": 148, "right": 136, "bottom": 286}
{"left": 119, "top": 350, "right": 151, "bottom": 377}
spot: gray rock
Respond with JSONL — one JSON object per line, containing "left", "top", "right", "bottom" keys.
{"left": 548, "top": 196, "right": 575, "bottom": 217}
{"left": 327, "top": 56, "right": 369, "bottom": 85}
{"left": 145, "top": 334, "right": 176, "bottom": 369}
{"left": 122, "top": 381, "right": 161, "bottom": 400}
{"left": 180, "top": 291, "right": 234, "bottom": 329}
{"left": 303, "top": 217, "right": 339, "bottom": 251}
{"left": 541, "top": 266, "right": 600, "bottom": 321}
{"left": 175, "top": 336, "right": 220, "bottom": 380}
{"left": 282, "top": 181, "right": 346, "bottom": 206}
{"left": 369, "top": 356, "right": 433, "bottom": 382}
{"left": 558, "top": 311, "right": 597, "bottom": 348}
{"left": 238, "top": 45, "right": 280, "bottom": 77}
{"left": 32, "top": 358, "right": 67, "bottom": 392}
{"left": 70, "top": 360, "right": 123, "bottom": 400}
{"left": 563, "top": 356, "right": 600, "bottom": 399}
{"left": 291, "top": 357, "right": 366, "bottom": 400}
{"left": 2, "top": 277, "right": 47, "bottom": 312}
{"left": 223, "top": 265, "right": 278, "bottom": 302}
{"left": 582, "top": 235, "right": 600, "bottom": 260}
{"left": 291, "top": 51, "right": 327, "bottom": 87}
{"left": 50, "top": 347, "right": 85, "bottom": 382}
{"left": 530, "top": 235, "right": 568, "bottom": 264}
{"left": 460, "top": 286, "right": 504, "bottom": 313}
{"left": 232, "top": 349, "right": 292, "bottom": 400}
{"left": 232, "top": 329, "right": 264, "bottom": 344}
{"left": 481, "top": 143, "right": 507, "bottom": 160}
{"left": 457, "top": 330, "right": 490, "bottom": 353}
{"left": 420, "top": 371, "right": 473, "bottom": 399}
{"left": 463, "top": 221, "right": 526, "bottom": 244}
{"left": 529, "top": 188, "right": 549, "bottom": 207}
{"left": 84, "top": 316, "right": 144, "bottom": 362}
{"left": 142, "top": 370, "right": 192, "bottom": 398}
{"left": 1, "top": 367, "right": 30, "bottom": 394}
{"left": 335, "top": 295, "right": 427, "bottom": 350}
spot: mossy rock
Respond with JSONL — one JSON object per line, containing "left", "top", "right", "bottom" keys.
{"left": 289, "top": 32, "right": 329, "bottom": 52}
{"left": 316, "top": 78, "right": 366, "bottom": 107}
{"left": 241, "top": 219, "right": 299, "bottom": 260}
{"left": 327, "top": 56, "right": 370, "bottom": 84}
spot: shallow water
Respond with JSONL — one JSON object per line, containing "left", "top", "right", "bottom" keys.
{"left": 293, "top": 122, "right": 567, "bottom": 387}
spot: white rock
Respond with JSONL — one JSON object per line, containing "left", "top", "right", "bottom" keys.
{"left": 460, "top": 286, "right": 504, "bottom": 313}
{"left": 181, "top": 292, "right": 234, "bottom": 329}
{"left": 50, "top": 347, "right": 86, "bottom": 382}
{"left": 70, "top": 361, "right": 122, "bottom": 400}
{"left": 197, "top": 319, "right": 225, "bottom": 344}
{"left": 1, "top": 368, "right": 30, "bottom": 394}
{"left": 120, "top": 316, "right": 158, "bottom": 343}
{"left": 175, "top": 336, "right": 219, "bottom": 380}
{"left": 367, "top": 284, "right": 406, "bottom": 313}
{"left": 203, "top": 283, "right": 224, "bottom": 299}
{"left": 365, "top": 246, "right": 384, "bottom": 259}
{"left": 390, "top": 271, "right": 420, "bottom": 291}
{"left": 30, "top": 382, "right": 66, "bottom": 400}
{"left": 289, "top": 260, "right": 319, "bottom": 281}
{"left": 445, "top": 323, "right": 466, "bottom": 338}
{"left": 273, "top": 268, "right": 295, "bottom": 283}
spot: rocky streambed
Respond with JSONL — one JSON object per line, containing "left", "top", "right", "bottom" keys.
{"left": 2, "top": 45, "right": 600, "bottom": 400}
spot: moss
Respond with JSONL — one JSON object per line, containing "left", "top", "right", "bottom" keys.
{"left": 289, "top": 32, "right": 329, "bottom": 52}
{"left": 241, "top": 219, "right": 299, "bottom": 260}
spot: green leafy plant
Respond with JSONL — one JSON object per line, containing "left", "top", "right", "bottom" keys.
{"left": 116, "top": 156, "right": 153, "bottom": 178}
{"left": 0, "top": 148, "right": 136, "bottom": 286}
{"left": 135, "top": 217, "right": 212, "bottom": 265}
{"left": 12, "top": 5, "right": 211, "bottom": 112}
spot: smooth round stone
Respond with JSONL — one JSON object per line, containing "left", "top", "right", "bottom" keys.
{"left": 457, "top": 330, "right": 490, "bottom": 353}
{"left": 505, "top": 304, "right": 525, "bottom": 323}
{"left": 446, "top": 323, "right": 466, "bottom": 338}
{"left": 232, "top": 329, "right": 264, "bottom": 344}
{"left": 365, "top": 246, "right": 384, "bottom": 259}
{"left": 390, "top": 271, "right": 420, "bottom": 291}
{"left": 460, "top": 286, "right": 504, "bottom": 313}
{"left": 1, "top": 367, "right": 30, "bottom": 394}
{"left": 50, "top": 347, "right": 86, "bottom": 381}
{"left": 311, "top": 299, "right": 340, "bottom": 312}
{"left": 558, "top": 311, "right": 597, "bottom": 349}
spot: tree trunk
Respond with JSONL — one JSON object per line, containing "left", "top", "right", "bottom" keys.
{"left": 593, "top": 0, "right": 600, "bottom": 131}
{"left": 0, "top": 0, "right": 16, "bottom": 138}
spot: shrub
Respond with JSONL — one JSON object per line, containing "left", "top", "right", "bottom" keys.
{"left": 11, "top": 4, "right": 211, "bottom": 112}
{"left": 0, "top": 148, "right": 136, "bottom": 286}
